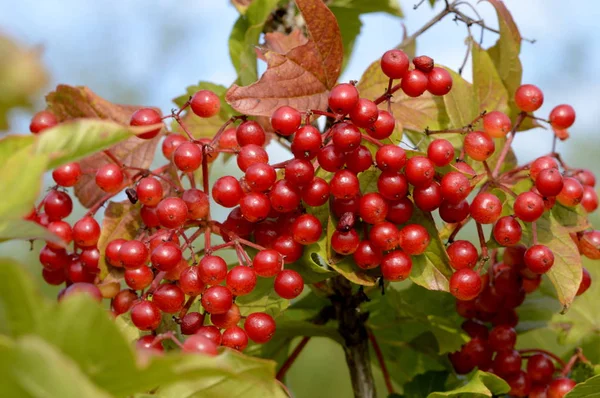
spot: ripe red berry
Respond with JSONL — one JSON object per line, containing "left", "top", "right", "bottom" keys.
{"left": 577, "top": 267, "right": 592, "bottom": 296}
{"left": 199, "top": 255, "right": 228, "bottom": 286}
{"left": 156, "top": 197, "right": 188, "bottom": 229}
{"left": 111, "top": 289, "right": 138, "bottom": 315}
{"left": 483, "top": 111, "right": 512, "bottom": 138}
{"left": 547, "top": 377, "right": 576, "bottom": 398}
{"left": 274, "top": 269, "right": 304, "bottom": 299}
{"left": 401, "top": 69, "right": 428, "bottom": 97}
{"left": 328, "top": 83, "right": 359, "bottom": 115}
{"left": 236, "top": 120, "right": 265, "bottom": 147}
{"left": 369, "top": 222, "right": 400, "bottom": 251}
{"left": 95, "top": 164, "right": 124, "bottom": 193}
{"left": 447, "top": 240, "right": 478, "bottom": 270}
{"left": 515, "top": 84, "right": 544, "bottom": 112}
{"left": 119, "top": 240, "right": 149, "bottom": 269}
{"left": 380, "top": 49, "right": 409, "bottom": 79}
{"left": 317, "top": 145, "right": 345, "bottom": 172}
{"left": 124, "top": 266, "right": 154, "bottom": 290}
{"left": 330, "top": 170, "right": 360, "bottom": 199}
{"left": 349, "top": 98, "right": 378, "bottom": 128}
{"left": 530, "top": 156, "right": 559, "bottom": 181}
{"left": 556, "top": 177, "right": 584, "bottom": 207}
{"left": 190, "top": 90, "right": 220, "bottom": 118}
{"left": 226, "top": 266, "right": 257, "bottom": 296}
{"left": 52, "top": 162, "right": 82, "bottom": 187}
{"left": 253, "top": 249, "right": 283, "bottom": 277}
{"left": 292, "top": 214, "right": 323, "bottom": 245}
{"left": 489, "top": 325, "right": 517, "bottom": 351}
{"left": 462, "top": 320, "right": 489, "bottom": 340}
{"left": 381, "top": 250, "right": 412, "bottom": 281}
{"left": 173, "top": 142, "right": 202, "bottom": 172}
{"left": 39, "top": 245, "right": 69, "bottom": 271}
{"left": 162, "top": 134, "right": 187, "bottom": 160}
{"left": 376, "top": 145, "right": 406, "bottom": 172}
{"left": 180, "top": 312, "right": 204, "bottom": 335}
{"left": 527, "top": 354, "right": 555, "bottom": 384}
{"left": 386, "top": 197, "right": 414, "bottom": 225}
{"left": 493, "top": 216, "right": 522, "bottom": 246}
{"left": 211, "top": 303, "right": 241, "bottom": 329}
{"left": 182, "top": 189, "right": 210, "bottom": 220}
{"left": 30, "top": 110, "right": 58, "bottom": 134}
{"left": 130, "top": 108, "right": 162, "bottom": 139}
{"left": 524, "top": 244, "right": 554, "bottom": 274}
{"left": 575, "top": 169, "right": 596, "bottom": 187}
{"left": 130, "top": 301, "right": 162, "bottom": 330}
{"left": 405, "top": 156, "right": 435, "bottom": 188}
{"left": 212, "top": 176, "right": 244, "bottom": 208}
{"left": 413, "top": 182, "right": 442, "bottom": 212}
{"left": 427, "top": 67, "right": 453, "bottom": 96}
{"left": 201, "top": 285, "right": 233, "bottom": 314}
{"left": 450, "top": 269, "right": 482, "bottom": 300}
{"left": 345, "top": 145, "right": 373, "bottom": 174}
{"left": 179, "top": 266, "right": 205, "bottom": 296}
{"left": 302, "top": 177, "right": 330, "bottom": 207}
{"left": 150, "top": 242, "right": 182, "bottom": 272}
{"left": 244, "top": 312, "right": 276, "bottom": 344}
{"left": 136, "top": 177, "right": 163, "bottom": 207}
{"left": 285, "top": 159, "right": 315, "bottom": 187}
{"left": 222, "top": 325, "right": 249, "bottom": 351}
{"left": 182, "top": 334, "right": 218, "bottom": 356}
{"left": 514, "top": 191, "right": 545, "bottom": 222}
{"left": 291, "top": 125, "right": 322, "bottom": 159}
{"left": 359, "top": 193, "right": 389, "bottom": 224}
{"left": 549, "top": 104, "right": 575, "bottom": 129}
{"left": 153, "top": 283, "right": 185, "bottom": 313}
{"left": 470, "top": 193, "right": 502, "bottom": 224}
{"left": 536, "top": 168, "right": 564, "bottom": 197}
{"left": 581, "top": 186, "right": 598, "bottom": 213}
{"left": 331, "top": 122, "right": 362, "bottom": 152}
{"left": 439, "top": 200, "right": 470, "bottom": 223}
{"left": 270, "top": 179, "right": 301, "bottom": 213}
{"left": 46, "top": 220, "right": 72, "bottom": 250}
{"left": 353, "top": 240, "right": 383, "bottom": 270}
{"left": 464, "top": 131, "right": 495, "bottom": 162}
{"left": 239, "top": 192, "right": 271, "bottom": 222}
{"left": 440, "top": 171, "right": 472, "bottom": 205}
{"left": 72, "top": 216, "right": 101, "bottom": 248}
{"left": 427, "top": 138, "right": 454, "bottom": 167}
{"left": 331, "top": 229, "right": 360, "bottom": 255}
{"left": 271, "top": 106, "right": 301, "bottom": 136}
{"left": 236, "top": 144, "right": 269, "bottom": 172}
{"left": 367, "top": 110, "right": 396, "bottom": 139}
{"left": 506, "top": 370, "right": 531, "bottom": 397}
{"left": 413, "top": 55, "right": 434, "bottom": 73}
{"left": 399, "top": 224, "right": 430, "bottom": 255}
{"left": 378, "top": 171, "right": 409, "bottom": 200}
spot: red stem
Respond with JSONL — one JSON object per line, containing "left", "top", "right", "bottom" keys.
{"left": 367, "top": 330, "right": 394, "bottom": 395}
{"left": 492, "top": 112, "right": 526, "bottom": 178}
{"left": 276, "top": 337, "right": 311, "bottom": 381}
{"left": 475, "top": 222, "right": 490, "bottom": 272}
{"left": 518, "top": 349, "right": 566, "bottom": 368}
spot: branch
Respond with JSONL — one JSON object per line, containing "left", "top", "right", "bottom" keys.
{"left": 367, "top": 330, "right": 394, "bottom": 395}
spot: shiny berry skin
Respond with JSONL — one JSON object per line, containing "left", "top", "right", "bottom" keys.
{"left": 376, "top": 145, "right": 406, "bottom": 172}
{"left": 331, "top": 229, "right": 360, "bottom": 255}
{"left": 124, "top": 266, "right": 154, "bottom": 290}
{"left": 119, "top": 240, "right": 149, "bottom": 269}
{"left": 353, "top": 240, "right": 383, "bottom": 270}
{"left": 549, "top": 104, "right": 575, "bottom": 129}
{"left": 581, "top": 186, "right": 598, "bottom": 213}
{"left": 80, "top": 248, "right": 99, "bottom": 269}
{"left": 547, "top": 377, "right": 576, "bottom": 398}
{"left": 244, "top": 312, "right": 276, "bottom": 344}
{"left": 236, "top": 120, "right": 265, "bottom": 147}
{"left": 556, "top": 177, "right": 584, "bottom": 207}
{"left": 182, "top": 188, "right": 210, "bottom": 220}
{"left": 427, "top": 138, "right": 454, "bottom": 167}
{"left": 448, "top": 350, "right": 475, "bottom": 375}
{"left": 136, "top": 177, "right": 163, "bottom": 207}
{"left": 349, "top": 98, "right": 378, "bottom": 128}
{"left": 328, "top": 83, "right": 359, "bottom": 115}
{"left": 580, "top": 231, "right": 600, "bottom": 259}
{"left": 514, "top": 191, "right": 545, "bottom": 222}
{"left": 331, "top": 122, "right": 361, "bottom": 152}
{"left": 483, "top": 111, "right": 512, "bottom": 138}
{"left": 111, "top": 289, "right": 138, "bottom": 315}
{"left": 274, "top": 269, "right": 304, "bottom": 299}
{"left": 130, "top": 108, "right": 162, "bottom": 139}
{"left": 381, "top": 250, "right": 412, "bottom": 281}
{"left": 291, "top": 125, "right": 322, "bottom": 160}
{"left": 575, "top": 169, "right": 596, "bottom": 187}
{"left": 236, "top": 144, "right": 269, "bottom": 172}
{"left": 330, "top": 170, "right": 360, "bottom": 199}
{"left": 273, "top": 235, "right": 303, "bottom": 264}
{"left": 201, "top": 285, "right": 233, "bottom": 314}
{"left": 46, "top": 221, "right": 72, "bottom": 250}
{"left": 493, "top": 348, "right": 523, "bottom": 377}
{"left": 199, "top": 255, "right": 228, "bottom": 286}
{"left": 239, "top": 192, "right": 271, "bottom": 222}
{"left": 150, "top": 242, "right": 182, "bottom": 272}
{"left": 156, "top": 197, "right": 188, "bottom": 229}
{"left": 464, "top": 131, "right": 495, "bottom": 161}
{"left": 173, "top": 142, "right": 202, "bottom": 172}
{"left": 462, "top": 320, "right": 489, "bottom": 340}
{"left": 577, "top": 267, "right": 592, "bottom": 296}
{"left": 292, "top": 214, "right": 322, "bottom": 245}
{"left": 359, "top": 193, "right": 389, "bottom": 224}
{"left": 253, "top": 249, "right": 283, "bottom": 277}
{"left": 439, "top": 200, "right": 470, "bottom": 223}
{"left": 317, "top": 145, "right": 345, "bottom": 172}
{"left": 401, "top": 69, "right": 428, "bottom": 97}
{"left": 380, "top": 49, "right": 409, "bottom": 79}
{"left": 179, "top": 266, "right": 205, "bottom": 296}
{"left": 367, "top": 110, "right": 395, "bottom": 139}
{"left": 405, "top": 156, "right": 435, "bottom": 188}
{"left": 470, "top": 193, "right": 502, "bottom": 224}
{"left": 190, "top": 90, "right": 220, "bottom": 118}
{"left": 30, "top": 110, "right": 58, "bottom": 134}
{"left": 413, "top": 181, "right": 442, "bottom": 212}
{"left": 489, "top": 325, "right": 517, "bottom": 351}
{"left": 195, "top": 325, "right": 222, "bottom": 346}
{"left": 450, "top": 269, "right": 482, "bottom": 300}
{"left": 182, "top": 334, "right": 218, "bottom": 356}
{"left": 95, "top": 164, "right": 124, "bottom": 193}
{"left": 140, "top": 206, "right": 160, "bottom": 228}
{"left": 222, "top": 325, "right": 249, "bottom": 351}
{"left": 72, "top": 216, "right": 101, "bottom": 248}
{"left": 524, "top": 244, "right": 554, "bottom": 274}
{"left": 302, "top": 177, "right": 330, "bottom": 207}
{"left": 377, "top": 171, "right": 409, "bottom": 200}
{"left": 211, "top": 304, "right": 241, "bottom": 329}
{"left": 212, "top": 176, "right": 243, "bottom": 208}
{"left": 162, "top": 134, "right": 186, "bottom": 160}
{"left": 427, "top": 67, "right": 453, "bottom": 96}
{"left": 530, "top": 156, "right": 559, "bottom": 181}
{"left": 180, "top": 312, "right": 204, "bottom": 335}
{"left": 447, "top": 240, "right": 478, "bottom": 270}
{"left": 440, "top": 171, "right": 472, "bottom": 205}
{"left": 536, "top": 168, "right": 564, "bottom": 197}
{"left": 493, "top": 216, "right": 522, "bottom": 246}
{"left": 269, "top": 179, "right": 301, "bottom": 213}
{"left": 130, "top": 301, "right": 162, "bottom": 331}
{"left": 271, "top": 106, "right": 301, "bottom": 136}
{"left": 153, "top": 283, "right": 185, "bottom": 313}
{"left": 52, "top": 162, "right": 82, "bottom": 187}
{"left": 39, "top": 245, "right": 69, "bottom": 271}
{"left": 515, "top": 84, "right": 544, "bottom": 112}
{"left": 369, "top": 222, "right": 400, "bottom": 251}
{"left": 285, "top": 159, "right": 315, "bottom": 187}
{"left": 135, "top": 335, "right": 164, "bottom": 353}
{"left": 399, "top": 224, "right": 430, "bottom": 255}
{"left": 345, "top": 146, "right": 373, "bottom": 174}
{"left": 506, "top": 370, "right": 531, "bottom": 397}
{"left": 527, "top": 354, "right": 555, "bottom": 384}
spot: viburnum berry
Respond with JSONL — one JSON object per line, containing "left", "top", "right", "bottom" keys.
{"left": 124, "top": 266, "right": 154, "bottom": 290}
{"left": 506, "top": 370, "right": 531, "bottom": 397}
{"left": 199, "top": 255, "right": 228, "bottom": 286}
{"left": 331, "top": 229, "right": 360, "bottom": 255}
{"left": 413, "top": 182, "right": 442, "bottom": 212}
{"left": 302, "top": 177, "right": 330, "bottom": 207}
{"left": 380, "top": 250, "right": 412, "bottom": 281}
{"left": 182, "top": 188, "right": 210, "bottom": 220}
{"left": 226, "top": 266, "right": 257, "bottom": 296}
{"left": 440, "top": 171, "right": 472, "bottom": 205}
{"left": 515, "top": 84, "right": 544, "bottom": 112}
{"left": 413, "top": 55, "right": 434, "bottom": 73}
{"left": 236, "top": 144, "right": 269, "bottom": 172}
{"left": 575, "top": 169, "right": 596, "bottom": 187}
{"left": 162, "top": 134, "right": 187, "bottom": 160}
{"left": 380, "top": 49, "right": 409, "bottom": 79}
{"left": 547, "top": 377, "right": 576, "bottom": 398}
{"left": 330, "top": 170, "right": 360, "bottom": 199}
{"left": 130, "top": 300, "right": 162, "bottom": 331}
{"left": 447, "top": 240, "right": 478, "bottom": 270}
{"left": 328, "top": 83, "right": 359, "bottom": 115}
{"left": 291, "top": 125, "right": 322, "bottom": 159}
{"left": 292, "top": 214, "right": 322, "bottom": 245}
{"left": 156, "top": 197, "right": 188, "bottom": 229}
{"left": 331, "top": 122, "right": 362, "bottom": 153}
{"left": 244, "top": 312, "right": 276, "bottom": 344}
{"left": 375, "top": 145, "right": 406, "bottom": 172}
{"left": 222, "top": 325, "right": 249, "bottom": 351}
{"left": 274, "top": 269, "right": 304, "bottom": 299}
{"left": 111, "top": 289, "right": 138, "bottom": 315}
{"left": 136, "top": 177, "right": 163, "bottom": 207}
{"left": 524, "top": 244, "right": 554, "bottom": 274}
{"left": 353, "top": 240, "right": 383, "bottom": 270}
{"left": 427, "top": 67, "right": 453, "bottom": 96}
{"left": 377, "top": 170, "right": 409, "bottom": 200}
{"left": 201, "top": 285, "right": 233, "bottom": 314}
{"left": 470, "top": 192, "right": 502, "bottom": 224}
{"left": 530, "top": 156, "right": 559, "bottom": 181}
{"left": 135, "top": 335, "right": 164, "bottom": 353}
{"left": 239, "top": 192, "right": 271, "bottom": 222}
{"left": 271, "top": 106, "right": 301, "bottom": 136}
{"left": 130, "top": 108, "right": 162, "bottom": 139}
{"left": 190, "top": 90, "right": 220, "bottom": 118}
{"left": 527, "top": 354, "right": 555, "bottom": 384}
{"left": 577, "top": 267, "right": 592, "bottom": 296}
{"left": 513, "top": 191, "right": 545, "bottom": 222}
{"left": 179, "top": 266, "right": 205, "bottom": 296}
{"left": 211, "top": 303, "right": 241, "bottom": 329}
{"left": 151, "top": 242, "right": 182, "bottom": 272}
{"left": 404, "top": 156, "right": 435, "bottom": 188}
{"left": 236, "top": 120, "right": 265, "bottom": 147}
{"left": 399, "top": 224, "right": 430, "bottom": 255}
{"left": 427, "top": 138, "right": 454, "bottom": 167}
{"left": 386, "top": 197, "right": 414, "bottom": 224}
{"left": 153, "top": 283, "right": 185, "bottom": 313}
{"left": 556, "top": 177, "right": 584, "bottom": 207}
{"left": 549, "top": 104, "right": 576, "bottom": 129}
{"left": 44, "top": 190, "right": 73, "bottom": 221}
{"left": 285, "top": 158, "right": 315, "bottom": 187}
{"left": 536, "top": 168, "right": 564, "bottom": 197}
{"left": 253, "top": 249, "right": 283, "bottom": 277}
{"left": 582, "top": 186, "right": 599, "bottom": 213}
{"left": 180, "top": 312, "right": 204, "bottom": 335}
{"left": 359, "top": 193, "right": 388, "bottom": 224}
{"left": 52, "top": 162, "right": 82, "bottom": 187}
{"left": 194, "top": 325, "right": 222, "bottom": 346}
{"left": 439, "top": 200, "right": 470, "bottom": 223}
{"left": 212, "top": 176, "right": 243, "bottom": 208}
{"left": 493, "top": 216, "right": 522, "bottom": 247}
{"left": 367, "top": 110, "right": 396, "bottom": 139}
{"left": 39, "top": 245, "right": 69, "bottom": 271}
{"left": 95, "top": 164, "right": 124, "bottom": 193}
{"left": 401, "top": 69, "right": 428, "bottom": 97}
{"left": 182, "top": 334, "right": 219, "bottom": 356}
{"left": 369, "top": 222, "right": 400, "bottom": 251}
{"left": 140, "top": 206, "right": 160, "bottom": 228}
{"left": 317, "top": 145, "right": 345, "bottom": 172}
{"left": 46, "top": 220, "right": 72, "bottom": 250}
{"left": 489, "top": 325, "right": 517, "bottom": 351}
{"left": 464, "top": 131, "right": 495, "bottom": 161}
{"left": 173, "top": 142, "right": 202, "bottom": 172}
{"left": 345, "top": 145, "right": 373, "bottom": 174}
{"left": 483, "top": 111, "right": 512, "bottom": 138}
{"left": 349, "top": 98, "right": 378, "bottom": 128}
{"left": 30, "top": 110, "right": 58, "bottom": 134}
{"left": 119, "top": 240, "right": 149, "bottom": 269}
{"left": 72, "top": 216, "right": 101, "bottom": 248}
{"left": 269, "top": 179, "right": 301, "bottom": 213}
{"left": 450, "top": 268, "right": 482, "bottom": 300}
{"left": 80, "top": 248, "right": 99, "bottom": 269}
{"left": 60, "top": 282, "right": 103, "bottom": 302}
{"left": 461, "top": 320, "right": 489, "bottom": 340}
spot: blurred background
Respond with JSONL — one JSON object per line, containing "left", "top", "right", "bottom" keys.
{"left": 1, "top": 0, "right": 599, "bottom": 396}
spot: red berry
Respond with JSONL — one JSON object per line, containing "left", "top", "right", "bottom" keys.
{"left": 39, "top": 245, "right": 69, "bottom": 271}
{"left": 483, "top": 111, "right": 512, "bottom": 138}
{"left": 378, "top": 171, "right": 409, "bottom": 200}
{"left": 401, "top": 69, "right": 428, "bottom": 97}
{"left": 367, "top": 110, "right": 395, "bottom": 139}
{"left": 330, "top": 170, "right": 360, "bottom": 199}
{"left": 119, "top": 240, "right": 149, "bottom": 269}
{"left": 199, "top": 255, "right": 228, "bottom": 285}
{"left": 44, "top": 190, "right": 73, "bottom": 221}
{"left": 196, "top": 325, "right": 222, "bottom": 345}
{"left": 331, "top": 229, "right": 360, "bottom": 255}
{"left": 156, "top": 197, "right": 188, "bottom": 229}
{"left": 399, "top": 224, "right": 430, "bottom": 255}
{"left": 182, "top": 334, "right": 218, "bottom": 356}
{"left": 577, "top": 267, "right": 592, "bottom": 296}
{"left": 493, "top": 216, "right": 522, "bottom": 247}
{"left": 236, "top": 120, "right": 265, "bottom": 147}
{"left": 427, "top": 67, "right": 453, "bottom": 96}
{"left": 547, "top": 377, "right": 576, "bottom": 398}
{"left": 470, "top": 193, "right": 502, "bottom": 224}
{"left": 581, "top": 186, "right": 598, "bottom": 213}
{"left": 549, "top": 104, "right": 575, "bottom": 129}
{"left": 292, "top": 214, "right": 322, "bottom": 245}
{"left": 380, "top": 49, "right": 409, "bottom": 79}
{"left": 212, "top": 176, "right": 244, "bottom": 208}
{"left": 489, "top": 325, "right": 517, "bottom": 351}
{"left": 182, "top": 188, "right": 210, "bottom": 220}
{"left": 515, "top": 84, "right": 544, "bottom": 112}
{"left": 180, "top": 312, "right": 204, "bottom": 335}
{"left": 302, "top": 177, "right": 330, "bottom": 207}
{"left": 190, "top": 90, "right": 220, "bottom": 118}
{"left": 527, "top": 354, "right": 555, "bottom": 384}
{"left": 239, "top": 192, "right": 271, "bottom": 222}
{"left": 291, "top": 125, "right": 322, "bottom": 159}
{"left": 46, "top": 220, "right": 72, "bottom": 250}
{"left": 96, "top": 164, "right": 124, "bottom": 193}
{"left": 151, "top": 242, "right": 182, "bottom": 272}
{"left": 556, "top": 177, "right": 584, "bottom": 207}
{"left": 464, "top": 131, "right": 495, "bottom": 162}
{"left": 450, "top": 269, "right": 482, "bottom": 300}
{"left": 447, "top": 240, "right": 478, "bottom": 270}
{"left": 179, "top": 266, "right": 205, "bottom": 296}
{"left": 575, "top": 169, "right": 596, "bottom": 187}
{"left": 244, "top": 312, "right": 276, "bottom": 344}
{"left": 270, "top": 179, "right": 301, "bottom": 213}
{"left": 375, "top": 145, "right": 406, "bottom": 172}
{"left": 162, "top": 134, "right": 187, "bottom": 160}
{"left": 136, "top": 177, "right": 163, "bottom": 207}
{"left": 317, "top": 145, "right": 345, "bottom": 172}
{"left": 211, "top": 303, "right": 241, "bottom": 329}
{"left": 381, "top": 250, "right": 412, "bottom": 281}
{"left": 441, "top": 171, "right": 472, "bottom": 205}
{"left": 153, "top": 283, "right": 185, "bottom": 313}
{"left": 386, "top": 197, "right": 414, "bottom": 225}
{"left": 274, "top": 269, "right": 304, "bottom": 299}
{"left": 413, "top": 181, "right": 442, "bottom": 212}
{"left": 273, "top": 235, "right": 303, "bottom": 264}
{"left": 124, "top": 266, "right": 154, "bottom": 290}
{"left": 530, "top": 156, "right": 559, "bottom": 181}
{"left": 427, "top": 138, "right": 455, "bottom": 167}
{"left": 413, "top": 55, "right": 434, "bottom": 73}
{"left": 221, "top": 325, "right": 249, "bottom": 351}
{"left": 506, "top": 370, "right": 531, "bottom": 397}
{"left": 439, "top": 200, "right": 470, "bottom": 224}
{"left": 514, "top": 191, "right": 545, "bottom": 222}
{"left": 130, "top": 108, "right": 162, "bottom": 139}
{"left": 173, "top": 142, "right": 202, "bottom": 172}
{"left": 405, "top": 156, "right": 435, "bottom": 188}
{"left": 328, "top": 83, "right": 359, "bottom": 115}
{"left": 226, "top": 266, "right": 257, "bottom": 296}
{"left": 271, "top": 106, "right": 301, "bottom": 136}
{"left": 201, "top": 285, "right": 233, "bottom": 314}
{"left": 30, "top": 110, "right": 58, "bottom": 134}
{"left": 285, "top": 159, "right": 315, "bottom": 187}
{"left": 253, "top": 249, "right": 283, "bottom": 277}
{"left": 359, "top": 193, "right": 389, "bottom": 224}
{"left": 349, "top": 98, "right": 378, "bottom": 128}
{"left": 72, "top": 216, "right": 101, "bottom": 248}
{"left": 345, "top": 145, "right": 373, "bottom": 174}
{"left": 536, "top": 168, "right": 564, "bottom": 197}
{"left": 52, "top": 162, "right": 82, "bottom": 187}
{"left": 331, "top": 122, "right": 361, "bottom": 152}
{"left": 130, "top": 301, "right": 162, "bottom": 330}
{"left": 524, "top": 244, "right": 554, "bottom": 274}
{"left": 369, "top": 222, "right": 400, "bottom": 251}
{"left": 236, "top": 144, "right": 269, "bottom": 172}
{"left": 353, "top": 240, "right": 383, "bottom": 270}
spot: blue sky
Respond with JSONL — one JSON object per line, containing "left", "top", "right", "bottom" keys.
{"left": 1, "top": 0, "right": 598, "bottom": 164}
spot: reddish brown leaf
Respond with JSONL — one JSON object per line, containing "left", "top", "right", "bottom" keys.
{"left": 46, "top": 85, "right": 161, "bottom": 207}
{"left": 264, "top": 29, "right": 308, "bottom": 55}
{"left": 226, "top": 0, "right": 343, "bottom": 116}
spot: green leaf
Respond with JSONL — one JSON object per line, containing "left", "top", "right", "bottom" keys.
{"left": 407, "top": 208, "right": 453, "bottom": 291}
{"left": 521, "top": 212, "right": 582, "bottom": 311}
{"left": 0, "top": 135, "right": 34, "bottom": 168}
{"left": 236, "top": 276, "right": 289, "bottom": 317}
{"left": 443, "top": 68, "right": 478, "bottom": 129}
{"left": 114, "top": 313, "right": 142, "bottom": 346}
{"left": 552, "top": 203, "right": 591, "bottom": 233}
{"left": 565, "top": 374, "right": 600, "bottom": 397}
{"left": 0, "top": 335, "right": 112, "bottom": 398}
{"left": 0, "top": 219, "right": 65, "bottom": 245}
{"left": 328, "top": 0, "right": 403, "bottom": 15}
{"left": 471, "top": 41, "right": 509, "bottom": 114}
{"left": 229, "top": 0, "right": 279, "bottom": 86}
{"left": 402, "top": 371, "right": 450, "bottom": 398}
{"left": 0, "top": 147, "right": 47, "bottom": 220}
{"left": 428, "top": 370, "right": 510, "bottom": 397}
{"left": 0, "top": 258, "right": 44, "bottom": 337}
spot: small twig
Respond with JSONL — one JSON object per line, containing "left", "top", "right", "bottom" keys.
{"left": 368, "top": 330, "right": 394, "bottom": 395}
{"left": 492, "top": 112, "right": 526, "bottom": 178}
{"left": 532, "top": 221, "right": 538, "bottom": 245}
{"left": 276, "top": 337, "right": 311, "bottom": 381}
{"left": 476, "top": 222, "right": 489, "bottom": 271}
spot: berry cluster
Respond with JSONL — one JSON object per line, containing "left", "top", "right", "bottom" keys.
{"left": 24, "top": 44, "right": 598, "bottom": 385}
